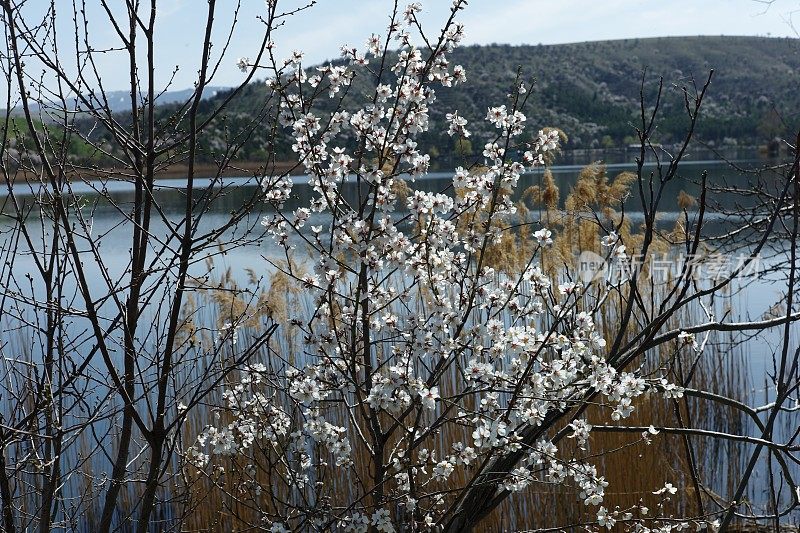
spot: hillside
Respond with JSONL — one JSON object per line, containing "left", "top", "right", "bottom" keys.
{"left": 92, "top": 86, "right": 228, "bottom": 113}
{"left": 8, "top": 36, "right": 798, "bottom": 169}
{"left": 455, "top": 35, "right": 800, "bottom": 148}
{"left": 502, "top": 35, "right": 800, "bottom": 148}
{"left": 199, "top": 35, "right": 799, "bottom": 161}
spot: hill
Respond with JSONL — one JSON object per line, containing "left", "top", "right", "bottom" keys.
{"left": 7, "top": 36, "right": 798, "bottom": 170}
{"left": 199, "top": 35, "right": 799, "bottom": 161}
{"left": 92, "top": 86, "right": 229, "bottom": 113}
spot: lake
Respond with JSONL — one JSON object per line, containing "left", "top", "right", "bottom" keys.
{"left": 0, "top": 150, "right": 797, "bottom": 527}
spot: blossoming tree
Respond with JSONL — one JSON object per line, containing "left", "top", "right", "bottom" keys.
{"left": 187, "top": 2, "right": 800, "bottom": 532}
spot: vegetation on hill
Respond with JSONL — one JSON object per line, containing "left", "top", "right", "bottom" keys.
{"left": 6, "top": 36, "right": 798, "bottom": 170}
{"left": 469, "top": 35, "right": 800, "bottom": 150}
{"left": 209, "top": 36, "right": 798, "bottom": 156}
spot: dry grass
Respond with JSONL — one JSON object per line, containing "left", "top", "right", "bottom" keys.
{"left": 31, "top": 162, "right": 780, "bottom": 531}
{"left": 172, "top": 270, "right": 757, "bottom": 531}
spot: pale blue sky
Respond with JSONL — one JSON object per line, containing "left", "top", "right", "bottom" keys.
{"left": 145, "top": 0, "right": 800, "bottom": 90}
{"left": 8, "top": 0, "right": 800, "bottom": 97}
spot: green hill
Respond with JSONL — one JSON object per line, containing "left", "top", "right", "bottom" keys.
{"left": 13, "top": 35, "right": 797, "bottom": 169}
{"left": 206, "top": 35, "right": 799, "bottom": 158}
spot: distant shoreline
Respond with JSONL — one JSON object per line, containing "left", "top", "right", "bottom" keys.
{"left": 4, "top": 160, "right": 304, "bottom": 183}
{"left": 2, "top": 144, "right": 784, "bottom": 186}
{"left": 145, "top": 160, "right": 303, "bottom": 179}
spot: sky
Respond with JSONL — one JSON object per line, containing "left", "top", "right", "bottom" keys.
{"left": 146, "top": 0, "right": 800, "bottom": 90}
{"left": 6, "top": 0, "right": 800, "bottom": 97}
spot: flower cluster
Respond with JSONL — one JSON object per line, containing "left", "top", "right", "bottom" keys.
{"left": 189, "top": 364, "right": 291, "bottom": 463}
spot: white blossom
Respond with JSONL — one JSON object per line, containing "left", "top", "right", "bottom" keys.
{"left": 533, "top": 228, "right": 553, "bottom": 246}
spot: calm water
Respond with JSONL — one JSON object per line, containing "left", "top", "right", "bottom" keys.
{"left": 0, "top": 152, "right": 797, "bottom": 523}
{"left": 1, "top": 154, "right": 794, "bottom": 362}
{"left": 2, "top": 152, "right": 786, "bottom": 306}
